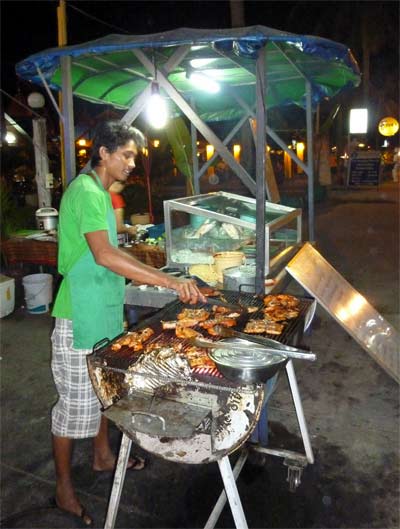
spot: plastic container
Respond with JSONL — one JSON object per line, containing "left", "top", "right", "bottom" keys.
{"left": 131, "top": 213, "right": 151, "bottom": 225}
{"left": 0, "top": 275, "right": 15, "bottom": 318}
{"left": 22, "top": 273, "right": 53, "bottom": 314}
{"left": 213, "top": 251, "right": 245, "bottom": 283}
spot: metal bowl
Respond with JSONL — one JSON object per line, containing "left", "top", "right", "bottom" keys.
{"left": 209, "top": 338, "right": 288, "bottom": 384}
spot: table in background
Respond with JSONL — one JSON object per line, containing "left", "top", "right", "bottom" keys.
{"left": 121, "top": 243, "right": 166, "bottom": 268}
{"left": 1, "top": 238, "right": 58, "bottom": 268}
{"left": 1, "top": 239, "right": 166, "bottom": 270}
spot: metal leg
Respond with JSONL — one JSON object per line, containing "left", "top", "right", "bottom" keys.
{"left": 285, "top": 360, "right": 314, "bottom": 464}
{"left": 204, "top": 450, "right": 248, "bottom": 529}
{"left": 204, "top": 453, "right": 248, "bottom": 529}
{"left": 104, "top": 432, "right": 132, "bottom": 529}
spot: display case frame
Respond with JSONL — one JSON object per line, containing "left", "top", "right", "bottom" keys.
{"left": 163, "top": 191, "right": 302, "bottom": 275}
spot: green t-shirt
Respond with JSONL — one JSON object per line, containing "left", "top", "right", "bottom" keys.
{"left": 52, "top": 173, "right": 111, "bottom": 319}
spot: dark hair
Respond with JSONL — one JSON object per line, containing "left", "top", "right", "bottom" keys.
{"left": 90, "top": 121, "right": 146, "bottom": 168}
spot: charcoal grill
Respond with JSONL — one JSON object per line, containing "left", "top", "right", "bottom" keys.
{"left": 87, "top": 291, "right": 317, "bottom": 529}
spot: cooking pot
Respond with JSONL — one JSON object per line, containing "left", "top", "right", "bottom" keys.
{"left": 223, "top": 264, "right": 256, "bottom": 293}
{"left": 208, "top": 338, "right": 288, "bottom": 384}
{"left": 35, "top": 207, "right": 58, "bottom": 231}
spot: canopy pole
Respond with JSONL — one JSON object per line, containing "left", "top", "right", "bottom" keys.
{"left": 255, "top": 46, "right": 267, "bottom": 296}
{"left": 60, "top": 54, "right": 76, "bottom": 184}
{"left": 190, "top": 96, "right": 200, "bottom": 194}
{"left": 306, "top": 80, "right": 315, "bottom": 242}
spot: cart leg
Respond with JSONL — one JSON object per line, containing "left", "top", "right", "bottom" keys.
{"left": 104, "top": 432, "right": 132, "bottom": 529}
{"left": 210, "top": 454, "right": 249, "bottom": 529}
{"left": 286, "top": 360, "right": 314, "bottom": 464}
{"left": 204, "top": 451, "right": 248, "bottom": 529}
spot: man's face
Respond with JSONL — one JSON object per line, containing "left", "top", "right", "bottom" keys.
{"left": 102, "top": 140, "right": 138, "bottom": 183}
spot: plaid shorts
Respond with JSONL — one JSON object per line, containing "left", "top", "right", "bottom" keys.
{"left": 51, "top": 318, "right": 101, "bottom": 438}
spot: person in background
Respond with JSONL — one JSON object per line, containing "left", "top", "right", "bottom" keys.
{"left": 50, "top": 120, "right": 205, "bottom": 526}
{"left": 109, "top": 180, "right": 137, "bottom": 238}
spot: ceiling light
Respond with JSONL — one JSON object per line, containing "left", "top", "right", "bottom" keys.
{"left": 146, "top": 82, "right": 168, "bottom": 129}
{"left": 188, "top": 71, "right": 220, "bottom": 94}
{"left": 189, "top": 58, "right": 218, "bottom": 68}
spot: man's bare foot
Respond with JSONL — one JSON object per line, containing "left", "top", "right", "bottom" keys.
{"left": 54, "top": 486, "right": 93, "bottom": 526}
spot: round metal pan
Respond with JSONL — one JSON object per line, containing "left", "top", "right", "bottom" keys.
{"left": 208, "top": 338, "right": 288, "bottom": 384}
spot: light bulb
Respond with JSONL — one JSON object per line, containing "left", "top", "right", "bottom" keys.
{"left": 146, "top": 83, "right": 168, "bottom": 129}
{"left": 188, "top": 71, "right": 220, "bottom": 94}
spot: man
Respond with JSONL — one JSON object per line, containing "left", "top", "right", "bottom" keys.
{"left": 51, "top": 121, "right": 205, "bottom": 525}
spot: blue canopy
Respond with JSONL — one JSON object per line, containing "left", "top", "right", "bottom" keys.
{"left": 16, "top": 25, "right": 361, "bottom": 120}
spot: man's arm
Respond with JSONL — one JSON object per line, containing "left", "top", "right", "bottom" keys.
{"left": 85, "top": 230, "right": 205, "bottom": 304}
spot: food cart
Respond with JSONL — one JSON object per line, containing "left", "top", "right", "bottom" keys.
{"left": 19, "top": 25, "right": 397, "bottom": 529}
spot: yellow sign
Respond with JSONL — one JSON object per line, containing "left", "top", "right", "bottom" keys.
{"left": 378, "top": 117, "right": 399, "bottom": 137}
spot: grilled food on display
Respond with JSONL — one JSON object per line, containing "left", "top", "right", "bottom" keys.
{"left": 177, "top": 308, "right": 210, "bottom": 322}
{"left": 162, "top": 318, "right": 199, "bottom": 330}
{"left": 263, "top": 306, "right": 300, "bottom": 321}
{"left": 184, "top": 345, "right": 217, "bottom": 369}
{"left": 244, "top": 319, "right": 284, "bottom": 335}
{"left": 175, "top": 324, "right": 203, "bottom": 339}
{"left": 263, "top": 294, "right": 300, "bottom": 308}
{"left": 111, "top": 327, "right": 154, "bottom": 352}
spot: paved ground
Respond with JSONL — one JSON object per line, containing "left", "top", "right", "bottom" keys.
{"left": 1, "top": 182, "right": 399, "bottom": 529}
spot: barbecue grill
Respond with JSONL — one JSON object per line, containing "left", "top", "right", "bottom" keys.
{"left": 87, "top": 291, "right": 317, "bottom": 528}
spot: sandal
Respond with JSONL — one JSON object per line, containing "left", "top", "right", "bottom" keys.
{"left": 127, "top": 454, "right": 145, "bottom": 471}
{"left": 94, "top": 454, "right": 146, "bottom": 473}
{"left": 49, "top": 497, "right": 94, "bottom": 527}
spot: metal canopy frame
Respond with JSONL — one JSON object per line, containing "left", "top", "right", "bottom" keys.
{"left": 34, "top": 39, "right": 317, "bottom": 295}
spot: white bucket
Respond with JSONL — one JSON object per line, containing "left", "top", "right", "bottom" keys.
{"left": 0, "top": 275, "right": 15, "bottom": 318}
{"left": 22, "top": 273, "right": 53, "bottom": 314}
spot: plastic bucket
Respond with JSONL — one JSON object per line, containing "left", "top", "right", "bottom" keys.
{"left": 22, "top": 274, "right": 53, "bottom": 314}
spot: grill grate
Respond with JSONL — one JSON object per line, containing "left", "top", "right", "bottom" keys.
{"left": 91, "top": 292, "right": 313, "bottom": 377}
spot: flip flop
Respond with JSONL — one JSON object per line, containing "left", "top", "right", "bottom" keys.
{"left": 127, "top": 454, "right": 145, "bottom": 471}
{"left": 93, "top": 454, "right": 146, "bottom": 473}
{"left": 49, "top": 497, "right": 94, "bottom": 527}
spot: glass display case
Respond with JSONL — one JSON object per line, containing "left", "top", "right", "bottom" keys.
{"left": 163, "top": 192, "right": 302, "bottom": 275}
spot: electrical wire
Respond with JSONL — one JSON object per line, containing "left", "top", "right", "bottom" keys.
{"left": 67, "top": 3, "right": 131, "bottom": 34}
{"left": 1, "top": 89, "right": 43, "bottom": 119}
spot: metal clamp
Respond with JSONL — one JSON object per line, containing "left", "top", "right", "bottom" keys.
{"left": 283, "top": 458, "right": 307, "bottom": 492}
{"left": 131, "top": 411, "right": 166, "bottom": 431}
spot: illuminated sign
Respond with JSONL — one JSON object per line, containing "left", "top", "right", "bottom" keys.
{"left": 378, "top": 117, "right": 399, "bottom": 137}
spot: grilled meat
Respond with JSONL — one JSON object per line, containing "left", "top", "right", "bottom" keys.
{"left": 175, "top": 324, "right": 203, "bottom": 339}
{"left": 111, "top": 327, "right": 154, "bottom": 352}
{"left": 244, "top": 319, "right": 284, "bottom": 335}
{"left": 162, "top": 318, "right": 199, "bottom": 330}
{"left": 263, "top": 294, "right": 300, "bottom": 308}
{"left": 177, "top": 308, "right": 210, "bottom": 322}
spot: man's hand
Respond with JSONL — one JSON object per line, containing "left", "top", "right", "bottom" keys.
{"left": 169, "top": 277, "right": 207, "bottom": 305}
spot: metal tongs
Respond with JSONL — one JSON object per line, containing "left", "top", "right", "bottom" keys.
{"left": 202, "top": 296, "right": 244, "bottom": 313}
{"left": 207, "top": 326, "right": 316, "bottom": 361}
